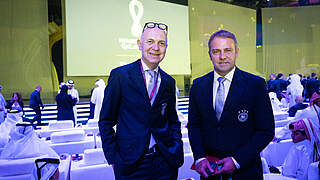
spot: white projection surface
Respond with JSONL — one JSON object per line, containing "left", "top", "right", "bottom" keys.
{"left": 65, "top": 0, "right": 190, "bottom": 76}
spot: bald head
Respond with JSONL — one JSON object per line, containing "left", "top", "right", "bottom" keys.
{"left": 36, "top": 85, "right": 42, "bottom": 92}
{"left": 140, "top": 27, "right": 167, "bottom": 45}
{"left": 295, "top": 96, "right": 304, "bottom": 104}
{"left": 137, "top": 27, "right": 168, "bottom": 70}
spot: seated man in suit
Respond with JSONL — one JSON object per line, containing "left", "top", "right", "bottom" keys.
{"left": 99, "top": 22, "right": 183, "bottom": 180}
{"left": 288, "top": 96, "right": 308, "bottom": 117}
{"left": 306, "top": 73, "right": 320, "bottom": 100}
{"left": 188, "top": 30, "right": 274, "bottom": 179}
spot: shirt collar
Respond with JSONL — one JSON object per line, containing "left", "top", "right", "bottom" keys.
{"left": 213, "top": 67, "right": 236, "bottom": 83}
{"left": 140, "top": 59, "right": 159, "bottom": 73}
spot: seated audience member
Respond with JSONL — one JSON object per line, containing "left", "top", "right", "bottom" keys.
{"left": 0, "top": 122, "right": 60, "bottom": 179}
{"left": 282, "top": 119, "right": 314, "bottom": 180}
{"left": 6, "top": 92, "right": 24, "bottom": 112}
{"left": 275, "top": 92, "right": 320, "bottom": 141}
{"left": 0, "top": 122, "right": 58, "bottom": 159}
{"left": 56, "top": 85, "right": 77, "bottom": 123}
{"left": 287, "top": 74, "right": 304, "bottom": 108}
{"left": 0, "top": 110, "right": 23, "bottom": 148}
{"left": 288, "top": 96, "right": 308, "bottom": 117}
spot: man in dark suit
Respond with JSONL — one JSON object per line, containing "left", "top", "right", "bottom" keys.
{"left": 188, "top": 30, "right": 275, "bottom": 179}
{"left": 306, "top": 73, "right": 320, "bottom": 99}
{"left": 29, "top": 85, "right": 44, "bottom": 126}
{"left": 267, "top": 74, "right": 276, "bottom": 92}
{"left": 288, "top": 96, "right": 308, "bottom": 117}
{"left": 99, "top": 22, "right": 183, "bottom": 180}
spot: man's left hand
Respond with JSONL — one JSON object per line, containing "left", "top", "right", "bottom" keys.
{"left": 214, "top": 157, "right": 236, "bottom": 175}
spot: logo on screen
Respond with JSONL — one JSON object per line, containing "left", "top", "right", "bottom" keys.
{"left": 129, "top": 0, "right": 143, "bottom": 37}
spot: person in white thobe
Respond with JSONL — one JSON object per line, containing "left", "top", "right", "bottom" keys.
{"left": 90, "top": 79, "right": 105, "bottom": 120}
{"left": 0, "top": 122, "right": 60, "bottom": 180}
{"left": 0, "top": 110, "right": 23, "bottom": 148}
{"left": 0, "top": 85, "right": 6, "bottom": 124}
{"left": 282, "top": 139, "right": 312, "bottom": 180}
{"left": 287, "top": 74, "right": 304, "bottom": 108}
{"left": 282, "top": 119, "right": 317, "bottom": 180}
{"left": 67, "top": 80, "right": 79, "bottom": 123}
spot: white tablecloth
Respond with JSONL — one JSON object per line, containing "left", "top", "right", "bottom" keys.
{"left": 263, "top": 174, "right": 296, "bottom": 180}
{"left": 70, "top": 158, "right": 114, "bottom": 180}
{"left": 182, "top": 128, "right": 188, "bottom": 139}
{"left": 46, "top": 136, "right": 102, "bottom": 155}
{"left": 183, "top": 138, "right": 191, "bottom": 154}
{"left": 178, "top": 153, "right": 200, "bottom": 180}
{"left": 0, "top": 154, "right": 71, "bottom": 180}
{"left": 274, "top": 111, "right": 289, "bottom": 121}
{"left": 261, "top": 139, "right": 294, "bottom": 167}
{"left": 275, "top": 119, "right": 291, "bottom": 128}
{"left": 308, "top": 161, "right": 319, "bottom": 180}
{"left": 36, "top": 126, "right": 99, "bottom": 138}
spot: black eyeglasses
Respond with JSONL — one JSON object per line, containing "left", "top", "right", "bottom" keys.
{"left": 143, "top": 22, "right": 168, "bottom": 33}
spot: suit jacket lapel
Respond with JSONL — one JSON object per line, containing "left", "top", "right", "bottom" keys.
{"left": 209, "top": 72, "right": 221, "bottom": 125}
{"left": 128, "top": 60, "right": 150, "bottom": 103}
{"left": 153, "top": 68, "right": 167, "bottom": 106}
{"left": 220, "top": 67, "right": 244, "bottom": 122}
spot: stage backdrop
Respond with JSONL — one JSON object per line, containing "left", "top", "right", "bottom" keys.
{"left": 262, "top": 6, "right": 320, "bottom": 77}
{"left": 188, "top": 0, "right": 257, "bottom": 80}
{"left": 0, "top": 0, "right": 56, "bottom": 102}
{"left": 65, "top": 0, "right": 190, "bottom": 76}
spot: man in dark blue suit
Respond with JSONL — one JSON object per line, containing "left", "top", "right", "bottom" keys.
{"left": 188, "top": 30, "right": 275, "bottom": 180}
{"left": 29, "top": 85, "right": 44, "bottom": 126}
{"left": 306, "top": 73, "right": 320, "bottom": 99}
{"left": 99, "top": 22, "right": 183, "bottom": 180}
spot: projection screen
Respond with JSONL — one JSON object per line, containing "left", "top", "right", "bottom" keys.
{"left": 65, "top": 0, "right": 190, "bottom": 76}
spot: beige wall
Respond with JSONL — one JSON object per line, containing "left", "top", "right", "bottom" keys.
{"left": 188, "top": 0, "right": 257, "bottom": 81}
{"left": 262, "top": 6, "right": 320, "bottom": 77}
{"left": 0, "top": 0, "right": 55, "bottom": 103}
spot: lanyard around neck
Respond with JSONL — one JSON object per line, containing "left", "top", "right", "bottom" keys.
{"left": 139, "top": 60, "right": 159, "bottom": 101}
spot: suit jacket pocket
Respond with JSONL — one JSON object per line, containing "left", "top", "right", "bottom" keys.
{"left": 117, "top": 137, "right": 143, "bottom": 164}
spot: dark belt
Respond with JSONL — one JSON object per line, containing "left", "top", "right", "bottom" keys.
{"left": 144, "top": 145, "right": 158, "bottom": 156}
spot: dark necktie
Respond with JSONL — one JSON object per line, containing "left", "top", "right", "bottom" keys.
{"left": 215, "top": 77, "right": 226, "bottom": 120}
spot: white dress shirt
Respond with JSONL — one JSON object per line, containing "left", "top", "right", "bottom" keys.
{"left": 140, "top": 60, "right": 161, "bottom": 148}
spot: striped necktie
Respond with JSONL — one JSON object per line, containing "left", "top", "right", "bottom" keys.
{"left": 147, "top": 70, "right": 157, "bottom": 105}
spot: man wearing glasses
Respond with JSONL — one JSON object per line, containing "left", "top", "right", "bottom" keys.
{"left": 99, "top": 22, "right": 184, "bottom": 179}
